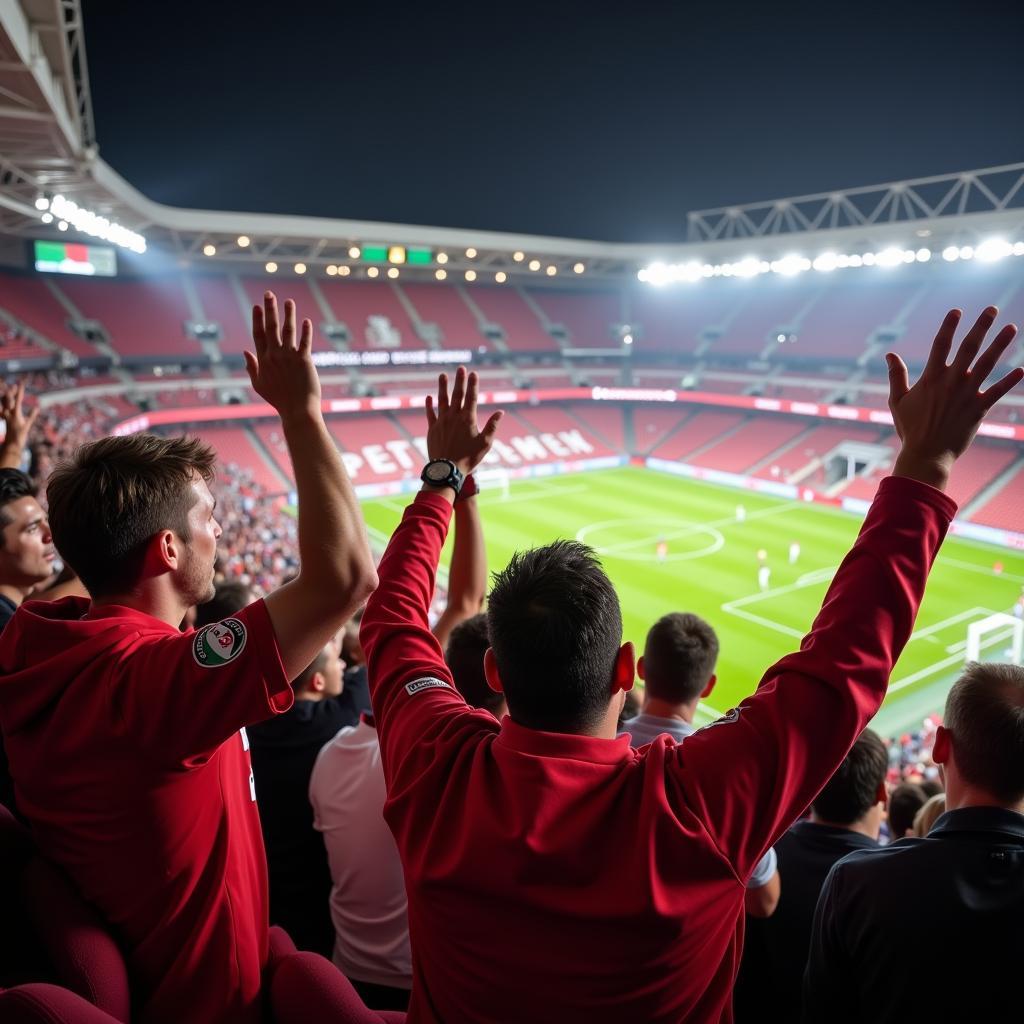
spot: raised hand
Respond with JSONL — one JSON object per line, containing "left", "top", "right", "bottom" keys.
{"left": 425, "top": 367, "right": 503, "bottom": 474}
{"left": 245, "top": 292, "right": 322, "bottom": 422}
{"left": 0, "top": 379, "right": 39, "bottom": 468}
{"left": 887, "top": 306, "right": 1022, "bottom": 489}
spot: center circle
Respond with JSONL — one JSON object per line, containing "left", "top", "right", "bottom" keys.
{"left": 576, "top": 517, "right": 725, "bottom": 563}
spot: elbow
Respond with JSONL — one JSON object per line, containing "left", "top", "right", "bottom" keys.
{"left": 353, "top": 564, "right": 379, "bottom": 605}
{"left": 745, "top": 876, "right": 781, "bottom": 919}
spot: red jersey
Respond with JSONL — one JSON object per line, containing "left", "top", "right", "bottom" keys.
{"left": 360, "top": 478, "right": 955, "bottom": 1023}
{"left": 0, "top": 598, "right": 292, "bottom": 1024}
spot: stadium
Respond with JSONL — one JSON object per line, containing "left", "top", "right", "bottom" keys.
{"left": 0, "top": 3, "right": 1022, "bottom": 1022}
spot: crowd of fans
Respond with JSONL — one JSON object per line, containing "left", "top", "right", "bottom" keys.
{"left": 0, "top": 297, "right": 1022, "bottom": 1023}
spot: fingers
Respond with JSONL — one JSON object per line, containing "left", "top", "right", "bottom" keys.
{"left": 243, "top": 350, "right": 259, "bottom": 385}
{"left": 969, "top": 323, "right": 1018, "bottom": 384}
{"left": 437, "top": 373, "right": 450, "bottom": 415}
{"left": 252, "top": 304, "right": 266, "bottom": 356}
{"left": 924, "top": 309, "right": 961, "bottom": 375}
{"left": 450, "top": 366, "right": 467, "bottom": 412}
{"left": 14, "top": 380, "right": 25, "bottom": 409}
{"left": 264, "top": 292, "right": 281, "bottom": 348}
{"left": 425, "top": 393, "right": 437, "bottom": 428}
{"left": 980, "top": 366, "right": 1024, "bottom": 410}
{"left": 481, "top": 410, "right": 504, "bottom": 444}
{"left": 24, "top": 404, "right": 38, "bottom": 431}
{"left": 281, "top": 299, "right": 297, "bottom": 350}
{"left": 951, "top": 306, "right": 998, "bottom": 374}
{"left": 298, "top": 318, "right": 314, "bottom": 356}
{"left": 464, "top": 370, "right": 479, "bottom": 417}
{"left": 886, "top": 353, "right": 911, "bottom": 405}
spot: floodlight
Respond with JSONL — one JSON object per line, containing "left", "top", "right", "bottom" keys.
{"left": 942, "top": 245, "right": 960, "bottom": 261}
{"left": 203, "top": 244, "right": 216, "bottom": 256}
{"left": 436, "top": 252, "right": 449, "bottom": 264}
{"left": 623, "top": 334, "right": 633, "bottom": 345}
{"left": 513, "top": 251, "right": 525, "bottom": 262}
{"left": 47, "top": 195, "right": 146, "bottom": 253}
{"left": 436, "top": 269, "right": 447, "bottom": 280}
{"left": 265, "top": 261, "right": 278, "bottom": 273}
{"left": 57, "top": 221, "right": 68, "bottom": 231}
{"left": 976, "top": 238, "right": 1012, "bottom": 262}
{"left": 367, "top": 266, "right": 379, "bottom": 278}
{"left": 495, "top": 271, "right": 507, "bottom": 283}
{"left": 528, "top": 259, "right": 541, "bottom": 271}
{"left": 915, "top": 248, "right": 931, "bottom": 262}
{"left": 34, "top": 197, "right": 49, "bottom": 211}
{"left": 294, "top": 263, "right": 306, "bottom": 274}
{"left": 813, "top": 252, "right": 838, "bottom": 272}
{"left": 546, "top": 265, "right": 557, "bottom": 276}
{"left": 41, "top": 212, "right": 53, "bottom": 224}
{"left": 732, "top": 257, "right": 762, "bottom": 278}
{"left": 387, "top": 267, "right": 399, "bottom": 279}
{"left": 876, "top": 247, "right": 904, "bottom": 268}
{"left": 338, "top": 265, "right": 351, "bottom": 276}
{"left": 465, "top": 247, "right": 477, "bottom": 258}
{"left": 773, "top": 254, "right": 808, "bottom": 276}
{"left": 573, "top": 263, "right": 585, "bottom": 274}
{"left": 465, "top": 270, "right": 477, "bottom": 281}
{"left": 348, "top": 246, "right": 361, "bottom": 258}
{"left": 237, "top": 235, "right": 251, "bottom": 247}
{"left": 1013, "top": 242, "right": 1024, "bottom": 257}
{"left": 326, "top": 265, "right": 338, "bottom": 276}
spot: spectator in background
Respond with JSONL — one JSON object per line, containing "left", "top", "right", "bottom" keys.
{"left": 0, "top": 294, "right": 378, "bottom": 1024}
{"left": 806, "top": 662, "right": 1024, "bottom": 1022}
{"left": 887, "top": 781, "right": 928, "bottom": 841}
{"left": 194, "top": 579, "right": 253, "bottom": 629}
{"left": 310, "top": 473, "right": 490, "bottom": 1011}
{"left": 911, "top": 792, "right": 946, "bottom": 837}
{"left": 358, "top": 309, "right": 1022, "bottom": 1023}
{"left": 735, "top": 729, "right": 888, "bottom": 1021}
{"left": 621, "top": 612, "right": 780, "bottom": 918}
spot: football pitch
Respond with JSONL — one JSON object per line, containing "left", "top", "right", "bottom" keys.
{"left": 360, "top": 466, "right": 1024, "bottom": 738}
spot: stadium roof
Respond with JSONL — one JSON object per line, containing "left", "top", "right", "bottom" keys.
{"left": 0, "top": 2, "right": 1022, "bottom": 284}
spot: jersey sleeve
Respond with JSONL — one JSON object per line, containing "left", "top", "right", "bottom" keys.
{"left": 667, "top": 476, "right": 956, "bottom": 881}
{"left": 746, "top": 845, "right": 778, "bottom": 889}
{"left": 108, "top": 598, "right": 293, "bottom": 767}
{"left": 359, "top": 491, "right": 493, "bottom": 791}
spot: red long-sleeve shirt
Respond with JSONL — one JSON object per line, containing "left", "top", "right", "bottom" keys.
{"left": 360, "top": 477, "right": 955, "bottom": 1023}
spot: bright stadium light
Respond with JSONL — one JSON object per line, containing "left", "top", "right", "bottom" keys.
{"left": 1014, "top": 241, "right": 1024, "bottom": 257}
{"left": 959, "top": 245, "right": 975, "bottom": 260}
{"left": 338, "top": 265, "right": 351, "bottom": 276}
{"left": 812, "top": 252, "right": 838, "bottom": 272}
{"left": 387, "top": 266, "right": 400, "bottom": 279}
{"left": 203, "top": 244, "right": 216, "bottom": 256}
{"left": 326, "top": 265, "right": 338, "bottom": 276}
{"left": 465, "top": 269, "right": 477, "bottom": 281}
{"left": 265, "top": 261, "right": 278, "bottom": 273}
{"left": 573, "top": 262, "right": 585, "bottom": 274}
{"left": 495, "top": 271, "right": 507, "bottom": 283}
{"left": 771, "top": 253, "right": 810, "bottom": 276}
{"left": 916, "top": 247, "right": 932, "bottom": 262}
{"left": 528, "top": 259, "right": 541, "bottom": 271}
{"left": 57, "top": 220, "right": 68, "bottom": 231}
{"left": 513, "top": 251, "right": 525, "bottom": 262}
{"left": 976, "top": 238, "right": 1012, "bottom": 262}
{"left": 546, "top": 265, "right": 557, "bottom": 276}
{"left": 731, "top": 256, "right": 763, "bottom": 278}
{"left": 34, "top": 196, "right": 48, "bottom": 211}
{"left": 294, "top": 262, "right": 306, "bottom": 274}
{"left": 45, "top": 195, "right": 146, "bottom": 253}
{"left": 367, "top": 266, "right": 379, "bottom": 278}
{"left": 623, "top": 333, "right": 634, "bottom": 345}
{"left": 40, "top": 212, "right": 53, "bottom": 224}
{"left": 436, "top": 268, "right": 447, "bottom": 280}
{"left": 436, "top": 252, "right": 449, "bottom": 264}
{"left": 942, "top": 245, "right": 960, "bottom": 262}
{"left": 875, "top": 247, "right": 904, "bottom": 268}
{"left": 348, "top": 246, "right": 361, "bottom": 259}
{"left": 465, "top": 247, "right": 477, "bottom": 258}
{"left": 237, "top": 235, "right": 251, "bottom": 248}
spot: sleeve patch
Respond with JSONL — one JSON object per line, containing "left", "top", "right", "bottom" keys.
{"left": 405, "top": 676, "right": 452, "bottom": 696}
{"left": 192, "top": 618, "right": 247, "bottom": 668}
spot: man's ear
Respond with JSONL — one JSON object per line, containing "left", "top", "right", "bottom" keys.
{"left": 637, "top": 655, "right": 646, "bottom": 681}
{"left": 484, "top": 647, "right": 504, "bottom": 694}
{"left": 613, "top": 641, "right": 636, "bottom": 694}
{"left": 876, "top": 780, "right": 888, "bottom": 808}
{"left": 143, "top": 529, "right": 179, "bottom": 578}
{"left": 700, "top": 673, "right": 717, "bottom": 699}
{"left": 310, "top": 671, "right": 326, "bottom": 694}
{"left": 932, "top": 725, "right": 950, "bottom": 766}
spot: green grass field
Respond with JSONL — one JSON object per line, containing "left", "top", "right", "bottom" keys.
{"left": 360, "top": 466, "right": 1024, "bottom": 737}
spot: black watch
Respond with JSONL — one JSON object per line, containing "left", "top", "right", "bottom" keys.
{"left": 420, "top": 459, "right": 464, "bottom": 495}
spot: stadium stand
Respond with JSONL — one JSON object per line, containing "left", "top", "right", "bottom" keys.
{"left": 58, "top": 276, "right": 204, "bottom": 359}
{"left": 318, "top": 280, "right": 421, "bottom": 350}
{"left": 240, "top": 277, "right": 335, "bottom": 352}
{"left": 200, "top": 426, "right": 290, "bottom": 493}
{"left": 465, "top": 285, "right": 558, "bottom": 351}
{"left": 527, "top": 288, "right": 622, "bottom": 347}
{"left": 398, "top": 282, "right": 485, "bottom": 349}
{"left": 193, "top": 274, "right": 253, "bottom": 354}
{"left": 711, "top": 280, "right": 812, "bottom": 357}
{"left": 649, "top": 409, "right": 746, "bottom": 461}
{"left": 688, "top": 416, "right": 809, "bottom": 474}
{"left": 0, "top": 272, "right": 98, "bottom": 359}
{"left": 965, "top": 463, "right": 1024, "bottom": 531}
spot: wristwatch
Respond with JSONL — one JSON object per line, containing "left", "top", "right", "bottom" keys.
{"left": 420, "top": 458, "right": 465, "bottom": 495}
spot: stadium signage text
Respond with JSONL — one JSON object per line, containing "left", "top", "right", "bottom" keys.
{"left": 311, "top": 349, "right": 473, "bottom": 368}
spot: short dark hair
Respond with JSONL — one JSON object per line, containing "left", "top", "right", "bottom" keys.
{"left": 46, "top": 434, "right": 216, "bottom": 597}
{"left": 888, "top": 782, "right": 928, "bottom": 839}
{"left": 944, "top": 662, "right": 1024, "bottom": 803}
{"left": 293, "top": 648, "right": 331, "bottom": 694}
{"left": 0, "top": 469, "right": 35, "bottom": 531}
{"left": 642, "top": 613, "right": 719, "bottom": 704}
{"left": 195, "top": 580, "right": 253, "bottom": 629}
{"left": 445, "top": 613, "right": 504, "bottom": 716}
{"left": 487, "top": 540, "right": 622, "bottom": 733}
{"left": 812, "top": 729, "right": 888, "bottom": 824}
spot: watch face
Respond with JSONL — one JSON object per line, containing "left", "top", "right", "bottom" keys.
{"left": 425, "top": 461, "right": 451, "bottom": 482}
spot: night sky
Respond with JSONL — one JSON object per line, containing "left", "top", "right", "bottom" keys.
{"left": 82, "top": 0, "right": 1024, "bottom": 242}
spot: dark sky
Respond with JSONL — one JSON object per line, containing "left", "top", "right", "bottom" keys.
{"left": 83, "top": 0, "right": 1024, "bottom": 242}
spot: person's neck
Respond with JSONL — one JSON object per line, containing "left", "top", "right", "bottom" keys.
{"left": 0, "top": 582, "right": 31, "bottom": 608}
{"left": 91, "top": 588, "right": 188, "bottom": 629}
{"left": 295, "top": 689, "right": 325, "bottom": 703}
{"left": 641, "top": 696, "right": 697, "bottom": 724}
{"left": 944, "top": 784, "right": 1024, "bottom": 815}
{"left": 809, "top": 811, "right": 879, "bottom": 839}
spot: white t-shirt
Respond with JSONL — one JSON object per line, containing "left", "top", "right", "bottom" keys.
{"left": 309, "top": 719, "right": 412, "bottom": 988}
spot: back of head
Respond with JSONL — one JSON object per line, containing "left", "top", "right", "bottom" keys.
{"left": 888, "top": 782, "right": 928, "bottom": 839}
{"left": 0, "top": 469, "right": 35, "bottom": 530}
{"left": 811, "top": 729, "right": 888, "bottom": 825}
{"left": 912, "top": 792, "right": 947, "bottom": 837}
{"left": 445, "top": 613, "right": 504, "bottom": 717}
{"left": 195, "top": 580, "right": 253, "bottom": 629}
{"left": 487, "top": 540, "right": 622, "bottom": 733}
{"left": 46, "top": 434, "right": 215, "bottom": 598}
{"left": 943, "top": 662, "right": 1024, "bottom": 804}
{"left": 642, "top": 612, "right": 719, "bottom": 704}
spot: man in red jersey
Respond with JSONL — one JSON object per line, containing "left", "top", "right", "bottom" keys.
{"left": 360, "top": 307, "right": 1021, "bottom": 1024}
{"left": 0, "top": 293, "right": 377, "bottom": 1024}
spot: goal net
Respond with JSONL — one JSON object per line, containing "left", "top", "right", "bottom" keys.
{"left": 477, "top": 466, "right": 512, "bottom": 500}
{"left": 965, "top": 612, "right": 1024, "bottom": 666}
